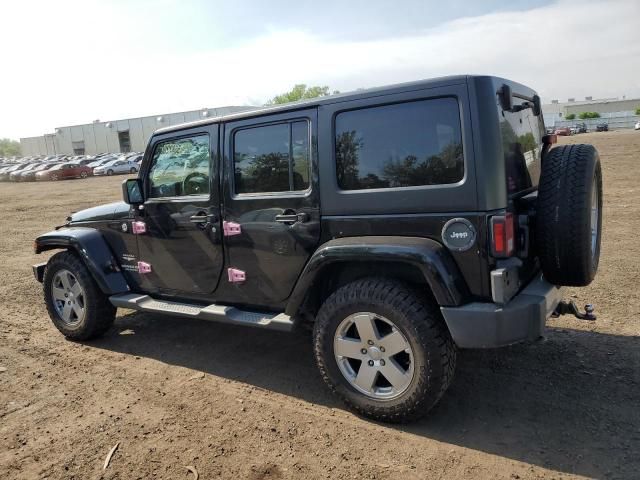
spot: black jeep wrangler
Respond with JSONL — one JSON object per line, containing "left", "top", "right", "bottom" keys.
{"left": 33, "top": 76, "right": 602, "bottom": 422}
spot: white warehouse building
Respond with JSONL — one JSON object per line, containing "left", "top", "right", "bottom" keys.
{"left": 20, "top": 105, "right": 256, "bottom": 156}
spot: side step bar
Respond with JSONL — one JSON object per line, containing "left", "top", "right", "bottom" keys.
{"left": 109, "top": 293, "right": 294, "bottom": 332}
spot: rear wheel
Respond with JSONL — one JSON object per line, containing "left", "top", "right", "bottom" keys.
{"left": 43, "top": 251, "right": 116, "bottom": 340}
{"left": 107, "top": 169, "right": 114, "bottom": 176}
{"left": 80, "top": 171, "right": 88, "bottom": 178}
{"left": 536, "top": 144, "right": 602, "bottom": 286}
{"left": 314, "top": 277, "right": 456, "bottom": 423}
{"left": 50, "top": 173, "right": 58, "bottom": 181}
{"left": 130, "top": 167, "right": 137, "bottom": 174}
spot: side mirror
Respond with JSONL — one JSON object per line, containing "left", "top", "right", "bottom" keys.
{"left": 498, "top": 83, "right": 513, "bottom": 112}
{"left": 532, "top": 94, "right": 542, "bottom": 116}
{"left": 122, "top": 178, "right": 143, "bottom": 205}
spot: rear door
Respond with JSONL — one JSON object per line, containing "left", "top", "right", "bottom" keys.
{"left": 221, "top": 109, "right": 321, "bottom": 307}
{"left": 134, "top": 125, "right": 224, "bottom": 296}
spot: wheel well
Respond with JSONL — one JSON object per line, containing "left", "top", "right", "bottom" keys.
{"left": 296, "top": 261, "right": 434, "bottom": 326}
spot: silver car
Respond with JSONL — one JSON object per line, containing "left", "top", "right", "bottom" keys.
{"left": 93, "top": 159, "right": 139, "bottom": 176}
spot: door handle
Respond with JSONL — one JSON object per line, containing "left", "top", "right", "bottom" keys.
{"left": 190, "top": 214, "right": 208, "bottom": 224}
{"left": 275, "top": 212, "right": 309, "bottom": 224}
{"left": 190, "top": 213, "right": 217, "bottom": 224}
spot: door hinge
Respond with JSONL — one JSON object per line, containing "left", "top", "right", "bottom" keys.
{"left": 137, "top": 261, "right": 152, "bottom": 274}
{"left": 223, "top": 221, "right": 242, "bottom": 236}
{"left": 132, "top": 221, "right": 146, "bottom": 234}
{"left": 227, "top": 268, "right": 246, "bottom": 283}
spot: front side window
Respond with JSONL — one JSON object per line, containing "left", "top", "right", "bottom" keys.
{"left": 148, "top": 135, "right": 210, "bottom": 198}
{"left": 335, "top": 98, "right": 464, "bottom": 190}
{"left": 233, "top": 121, "right": 310, "bottom": 195}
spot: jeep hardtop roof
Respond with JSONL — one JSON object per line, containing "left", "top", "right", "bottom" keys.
{"left": 154, "top": 74, "right": 533, "bottom": 136}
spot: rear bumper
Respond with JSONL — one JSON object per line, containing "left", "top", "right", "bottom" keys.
{"left": 440, "top": 274, "right": 563, "bottom": 348}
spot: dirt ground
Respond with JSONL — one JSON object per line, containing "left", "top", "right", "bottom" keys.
{"left": 1, "top": 130, "right": 639, "bottom": 480}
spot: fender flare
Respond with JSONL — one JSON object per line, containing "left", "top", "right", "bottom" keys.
{"left": 285, "top": 236, "right": 471, "bottom": 316}
{"left": 34, "top": 227, "right": 129, "bottom": 295}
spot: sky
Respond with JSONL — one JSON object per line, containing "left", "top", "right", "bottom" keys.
{"left": 1, "top": 0, "right": 639, "bottom": 140}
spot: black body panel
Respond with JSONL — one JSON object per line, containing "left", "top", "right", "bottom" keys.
{"left": 35, "top": 228, "right": 130, "bottom": 295}
{"left": 286, "top": 236, "right": 471, "bottom": 316}
{"left": 320, "top": 213, "right": 491, "bottom": 299}
{"left": 67, "top": 201, "right": 130, "bottom": 223}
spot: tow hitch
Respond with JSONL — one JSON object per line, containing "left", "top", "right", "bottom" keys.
{"left": 552, "top": 300, "right": 596, "bottom": 321}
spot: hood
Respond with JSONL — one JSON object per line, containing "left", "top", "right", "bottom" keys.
{"left": 68, "top": 201, "right": 131, "bottom": 223}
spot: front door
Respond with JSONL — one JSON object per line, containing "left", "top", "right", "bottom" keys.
{"left": 221, "top": 109, "right": 321, "bottom": 308}
{"left": 135, "top": 125, "right": 224, "bottom": 296}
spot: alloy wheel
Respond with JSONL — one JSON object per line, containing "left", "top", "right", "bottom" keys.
{"left": 51, "top": 269, "right": 86, "bottom": 326}
{"left": 333, "top": 312, "right": 414, "bottom": 400}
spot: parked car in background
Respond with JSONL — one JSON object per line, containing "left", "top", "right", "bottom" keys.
{"left": 635, "top": 121, "right": 640, "bottom": 130}
{"left": 93, "top": 158, "right": 139, "bottom": 176}
{"left": 575, "top": 122, "right": 587, "bottom": 133}
{"left": 87, "top": 155, "right": 119, "bottom": 170}
{"left": 9, "top": 162, "right": 43, "bottom": 181}
{"left": 596, "top": 123, "right": 609, "bottom": 132}
{"left": 20, "top": 162, "right": 62, "bottom": 182}
{"left": 128, "top": 153, "right": 143, "bottom": 164}
{"left": 554, "top": 126, "right": 572, "bottom": 136}
{"left": 35, "top": 162, "right": 92, "bottom": 181}
{"left": 0, "top": 163, "right": 35, "bottom": 181}
{"left": 75, "top": 158, "right": 99, "bottom": 166}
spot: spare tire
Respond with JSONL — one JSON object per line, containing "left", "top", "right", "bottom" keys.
{"left": 536, "top": 144, "right": 602, "bottom": 286}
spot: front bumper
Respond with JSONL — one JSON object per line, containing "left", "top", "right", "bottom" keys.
{"left": 33, "top": 262, "right": 46, "bottom": 283}
{"left": 440, "top": 274, "right": 563, "bottom": 348}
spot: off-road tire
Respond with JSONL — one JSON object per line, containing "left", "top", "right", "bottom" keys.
{"left": 313, "top": 277, "right": 456, "bottom": 423}
{"left": 43, "top": 250, "right": 116, "bottom": 340}
{"left": 537, "top": 144, "right": 602, "bottom": 286}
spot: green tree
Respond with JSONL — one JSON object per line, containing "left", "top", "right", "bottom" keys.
{"left": 565, "top": 113, "right": 576, "bottom": 120}
{"left": 335, "top": 130, "right": 363, "bottom": 189}
{"left": 266, "top": 84, "right": 339, "bottom": 105}
{"left": 0, "top": 138, "right": 21, "bottom": 157}
{"left": 578, "top": 111, "right": 600, "bottom": 119}
{"left": 635, "top": 108, "right": 640, "bottom": 115}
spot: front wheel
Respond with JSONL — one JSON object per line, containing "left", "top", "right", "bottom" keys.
{"left": 130, "top": 167, "right": 137, "bottom": 174}
{"left": 43, "top": 251, "right": 116, "bottom": 340}
{"left": 313, "top": 278, "right": 456, "bottom": 423}
{"left": 107, "top": 169, "right": 114, "bottom": 176}
{"left": 80, "top": 171, "right": 88, "bottom": 178}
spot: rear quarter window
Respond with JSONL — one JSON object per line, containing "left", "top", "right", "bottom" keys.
{"left": 335, "top": 98, "right": 464, "bottom": 190}
{"left": 500, "top": 105, "right": 543, "bottom": 195}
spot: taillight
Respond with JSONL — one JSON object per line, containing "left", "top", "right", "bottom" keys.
{"left": 490, "top": 213, "right": 514, "bottom": 257}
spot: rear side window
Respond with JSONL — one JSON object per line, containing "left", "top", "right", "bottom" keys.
{"left": 233, "top": 121, "right": 310, "bottom": 195}
{"left": 335, "top": 98, "right": 464, "bottom": 190}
